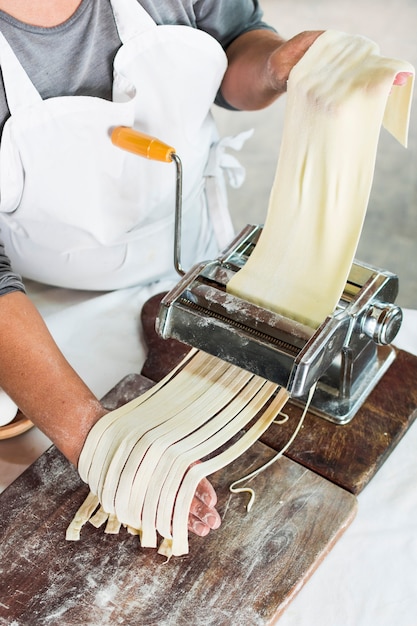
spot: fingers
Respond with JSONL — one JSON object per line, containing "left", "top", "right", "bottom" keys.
{"left": 393, "top": 71, "right": 413, "bottom": 86}
{"left": 194, "top": 476, "right": 217, "bottom": 508}
{"left": 269, "top": 30, "right": 325, "bottom": 91}
{"left": 188, "top": 506, "right": 222, "bottom": 537}
{"left": 187, "top": 477, "right": 222, "bottom": 537}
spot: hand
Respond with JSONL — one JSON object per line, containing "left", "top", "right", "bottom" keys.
{"left": 268, "top": 30, "right": 325, "bottom": 92}
{"left": 188, "top": 476, "right": 221, "bottom": 536}
{"left": 393, "top": 71, "right": 413, "bottom": 86}
{"left": 222, "top": 29, "right": 324, "bottom": 110}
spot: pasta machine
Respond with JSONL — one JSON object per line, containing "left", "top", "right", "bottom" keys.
{"left": 156, "top": 224, "right": 402, "bottom": 424}
{"left": 112, "top": 127, "right": 403, "bottom": 425}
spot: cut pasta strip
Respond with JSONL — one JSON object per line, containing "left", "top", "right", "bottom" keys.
{"left": 66, "top": 492, "right": 100, "bottom": 541}
{"left": 119, "top": 367, "right": 255, "bottom": 541}
{"left": 155, "top": 377, "right": 277, "bottom": 542}
{"left": 104, "top": 513, "right": 122, "bottom": 535}
{"left": 88, "top": 505, "right": 110, "bottom": 528}
{"left": 141, "top": 376, "right": 270, "bottom": 546}
{"left": 169, "top": 387, "right": 290, "bottom": 556}
{"left": 98, "top": 355, "right": 230, "bottom": 515}
{"left": 229, "top": 383, "right": 316, "bottom": 512}
{"left": 69, "top": 355, "right": 285, "bottom": 555}
{"left": 85, "top": 351, "right": 218, "bottom": 498}
{"left": 78, "top": 348, "right": 197, "bottom": 484}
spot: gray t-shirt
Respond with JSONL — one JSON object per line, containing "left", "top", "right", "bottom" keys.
{"left": 0, "top": 0, "right": 274, "bottom": 294}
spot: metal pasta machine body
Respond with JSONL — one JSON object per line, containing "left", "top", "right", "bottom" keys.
{"left": 157, "top": 225, "right": 402, "bottom": 425}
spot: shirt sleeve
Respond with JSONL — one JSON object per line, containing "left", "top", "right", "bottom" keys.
{"left": 0, "top": 238, "right": 26, "bottom": 296}
{"left": 193, "top": 0, "right": 278, "bottom": 110}
{"left": 194, "top": 0, "right": 276, "bottom": 49}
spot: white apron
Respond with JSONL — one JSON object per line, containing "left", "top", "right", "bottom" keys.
{"left": 0, "top": 0, "right": 237, "bottom": 290}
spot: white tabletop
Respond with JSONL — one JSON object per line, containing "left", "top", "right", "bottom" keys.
{"left": 1, "top": 282, "right": 416, "bottom": 626}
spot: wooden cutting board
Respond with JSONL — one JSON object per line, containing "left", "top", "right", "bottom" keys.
{"left": 0, "top": 414, "right": 356, "bottom": 626}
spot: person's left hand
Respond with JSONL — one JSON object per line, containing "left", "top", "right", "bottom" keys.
{"left": 188, "top": 476, "right": 222, "bottom": 536}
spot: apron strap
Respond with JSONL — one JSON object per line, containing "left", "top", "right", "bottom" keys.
{"left": 0, "top": 32, "right": 42, "bottom": 113}
{"left": 204, "top": 130, "right": 254, "bottom": 249}
{"left": 110, "top": 0, "right": 157, "bottom": 43}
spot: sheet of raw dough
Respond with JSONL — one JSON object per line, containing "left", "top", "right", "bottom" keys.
{"left": 227, "top": 30, "right": 414, "bottom": 328}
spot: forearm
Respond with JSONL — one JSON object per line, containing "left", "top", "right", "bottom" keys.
{"left": 220, "top": 29, "right": 324, "bottom": 111}
{"left": 0, "top": 291, "right": 107, "bottom": 465}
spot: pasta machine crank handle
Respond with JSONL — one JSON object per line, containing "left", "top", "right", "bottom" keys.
{"left": 111, "top": 126, "right": 184, "bottom": 276}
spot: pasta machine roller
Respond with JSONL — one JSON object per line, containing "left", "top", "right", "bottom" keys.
{"left": 157, "top": 224, "right": 403, "bottom": 425}
{"left": 111, "top": 127, "right": 403, "bottom": 425}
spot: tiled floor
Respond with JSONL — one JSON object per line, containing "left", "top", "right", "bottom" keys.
{"left": 213, "top": 0, "right": 417, "bottom": 308}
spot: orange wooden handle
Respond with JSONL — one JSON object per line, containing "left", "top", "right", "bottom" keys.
{"left": 111, "top": 126, "right": 175, "bottom": 162}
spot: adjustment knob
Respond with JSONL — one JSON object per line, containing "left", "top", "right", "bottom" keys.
{"left": 361, "top": 303, "right": 403, "bottom": 345}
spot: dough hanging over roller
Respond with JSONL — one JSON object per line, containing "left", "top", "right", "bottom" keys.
{"left": 227, "top": 30, "right": 414, "bottom": 328}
